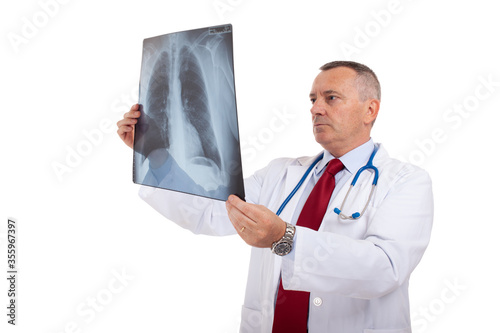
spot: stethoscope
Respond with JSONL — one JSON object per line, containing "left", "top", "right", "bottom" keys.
{"left": 276, "top": 145, "right": 380, "bottom": 221}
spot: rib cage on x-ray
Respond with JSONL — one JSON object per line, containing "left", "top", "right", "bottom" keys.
{"left": 145, "top": 45, "right": 222, "bottom": 181}
{"left": 134, "top": 25, "right": 244, "bottom": 201}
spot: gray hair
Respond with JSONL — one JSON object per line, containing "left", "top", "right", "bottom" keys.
{"left": 319, "top": 61, "right": 381, "bottom": 101}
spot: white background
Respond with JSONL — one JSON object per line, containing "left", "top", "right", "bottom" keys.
{"left": 1, "top": 0, "right": 499, "bottom": 332}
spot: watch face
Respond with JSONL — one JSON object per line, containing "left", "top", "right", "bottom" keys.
{"left": 275, "top": 242, "right": 292, "bottom": 256}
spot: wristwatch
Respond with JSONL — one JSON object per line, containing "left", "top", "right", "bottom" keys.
{"left": 271, "top": 222, "right": 296, "bottom": 256}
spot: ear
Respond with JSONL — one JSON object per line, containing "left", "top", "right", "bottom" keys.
{"left": 364, "top": 99, "right": 380, "bottom": 125}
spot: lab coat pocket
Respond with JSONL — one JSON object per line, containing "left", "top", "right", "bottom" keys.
{"left": 240, "top": 306, "right": 263, "bottom": 333}
{"left": 363, "top": 328, "right": 411, "bottom": 333}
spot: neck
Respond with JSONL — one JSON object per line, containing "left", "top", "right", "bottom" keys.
{"left": 325, "top": 136, "right": 371, "bottom": 158}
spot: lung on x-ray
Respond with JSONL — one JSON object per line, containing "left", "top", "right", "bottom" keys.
{"left": 133, "top": 24, "right": 245, "bottom": 201}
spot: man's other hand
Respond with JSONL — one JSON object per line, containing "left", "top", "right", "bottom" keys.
{"left": 117, "top": 104, "right": 141, "bottom": 149}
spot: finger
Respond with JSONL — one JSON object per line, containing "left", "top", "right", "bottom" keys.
{"left": 121, "top": 104, "right": 141, "bottom": 120}
{"left": 116, "top": 119, "right": 135, "bottom": 136}
{"left": 227, "top": 195, "right": 263, "bottom": 225}
{"left": 226, "top": 195, "right": 257, "bottom": 225}
{"left": 123, "top": 110, "right": 141, "bottom": 120}
{"left": 227, "top": 214, "right": 254, "bottom": 247}
{"left": 117, "top": 125, "right": 133, "bottom": 136}
{"left": 226, "top": 200, "right": 244, "bottom": 231}
{"left": 116, "top": 117, "right": 138, "bottom": 128}
{"left": 226, "top": 200, "right": 255, "bottom": 235}
{"left": 126, "top": 103, "right": 140, "bottom": 115}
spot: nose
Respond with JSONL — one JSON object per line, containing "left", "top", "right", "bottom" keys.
{"left": 310, "top": 99, "right": 326, "bottom": 116}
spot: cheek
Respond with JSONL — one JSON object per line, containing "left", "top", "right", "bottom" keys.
{"left": 313, "top": 125, "right": 337, "bottom": 143}
{"left": 340, "top": 107, "right": 364, "bottom": 129}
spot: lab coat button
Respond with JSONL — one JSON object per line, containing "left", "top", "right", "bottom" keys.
{"left": 313, "top": 297, "right": 322, "bottom": 306}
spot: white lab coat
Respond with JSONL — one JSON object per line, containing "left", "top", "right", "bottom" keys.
{"left": 139, "top": 144, "right": 433, "bottom": 333}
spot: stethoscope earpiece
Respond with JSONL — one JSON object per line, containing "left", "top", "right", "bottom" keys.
{"left": 333, "top": 208, "right": 361, "bottom": 220}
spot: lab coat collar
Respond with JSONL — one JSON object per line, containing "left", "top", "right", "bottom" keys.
{"left": 337, "top": 139, "right": 375, "bottom": 175}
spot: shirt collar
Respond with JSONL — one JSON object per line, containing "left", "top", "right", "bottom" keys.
{"left": 315, "top": 139, "right": 375, "bottom": 175}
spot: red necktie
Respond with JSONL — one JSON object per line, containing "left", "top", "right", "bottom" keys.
{"left": 272, "top": 158, "right": 344, "bottom": 333}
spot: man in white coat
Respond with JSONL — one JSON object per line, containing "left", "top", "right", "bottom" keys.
{"left": 117, "top": 61, "right": 433, "bottom": 333}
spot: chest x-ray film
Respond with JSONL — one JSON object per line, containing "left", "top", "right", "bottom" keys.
{"left": 133, "top": 24, "right": 245, "bottom": 201}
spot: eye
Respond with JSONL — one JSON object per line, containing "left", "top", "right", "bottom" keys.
{"left": 328, "top": 96, "right": 336, "bottom": 101}
{"left": 310, "top": 98, "right": 316, "bottom": 104}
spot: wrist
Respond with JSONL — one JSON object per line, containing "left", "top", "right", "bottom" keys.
{"left": 273, "top": 221, "right": 287, "bottom": 245}
{"left": 271, "top": 222, "right": 296, "bottom": 256}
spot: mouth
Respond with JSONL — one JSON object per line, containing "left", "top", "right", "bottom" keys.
{"left": 312, "top": 116, "right": 326, "bottom": 126}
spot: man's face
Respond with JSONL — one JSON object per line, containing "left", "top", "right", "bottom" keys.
{"left": 309, "top": 67, "right": 377, "bottom": 156}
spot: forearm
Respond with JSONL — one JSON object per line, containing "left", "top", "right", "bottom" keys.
{"left": 139, "top": 185, "right": 236, "bottom": 236}
{"left": 281, "top": 228, "right": 421, "bottom": 299}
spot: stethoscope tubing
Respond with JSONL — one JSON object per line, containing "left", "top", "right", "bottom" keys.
{"left": 276, "top": 154, "right": 323, "bottom": 216}
{"left": 276, "top": 145, "right": 380, "bottom": 221}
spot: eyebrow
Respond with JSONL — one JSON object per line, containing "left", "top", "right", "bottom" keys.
{"left": 309, "top": 90, "right": 344, "bottom": 98}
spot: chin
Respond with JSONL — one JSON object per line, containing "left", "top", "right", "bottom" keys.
{"left": 314, "top": 132, "right": 333, "bottom": 145}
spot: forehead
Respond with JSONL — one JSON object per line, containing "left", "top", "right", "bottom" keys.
{"left": 310, "top": 67, "right": 358, "bottom": 94}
